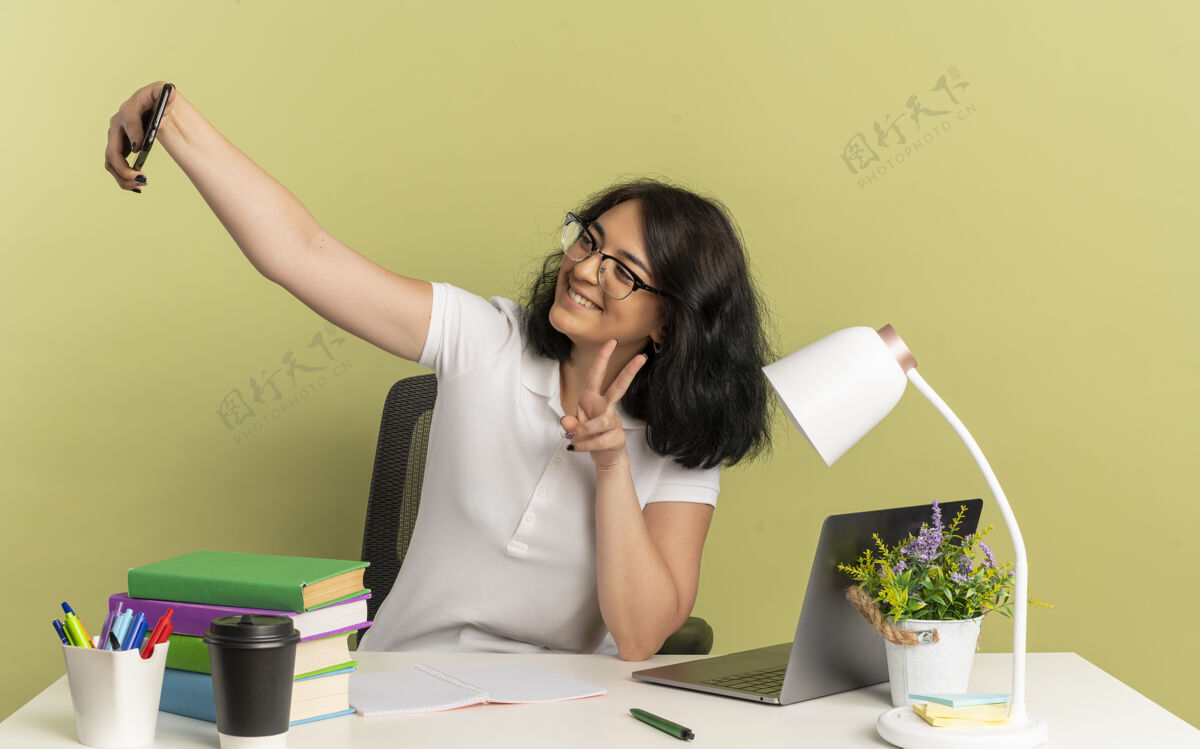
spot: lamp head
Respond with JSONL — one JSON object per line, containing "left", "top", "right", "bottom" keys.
{"left": 763, "top": 325, "right": 916, "bottom": 465}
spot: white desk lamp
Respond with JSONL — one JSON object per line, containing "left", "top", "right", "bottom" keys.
{"left": 763, "top": 325, "right": 1048, "bottom": 748}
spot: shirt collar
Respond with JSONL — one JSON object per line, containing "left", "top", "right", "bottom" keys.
{"left": 520, "top": 344, "right": 646, "bottom": 430}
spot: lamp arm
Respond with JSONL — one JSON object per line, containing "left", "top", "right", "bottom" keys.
{"left": 906, "top": 369, "right": 1030, "bottom": 722}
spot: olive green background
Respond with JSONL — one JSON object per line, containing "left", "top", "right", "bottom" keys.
{"left": 2, "top": 0, "right": 1196, "bottom": 729}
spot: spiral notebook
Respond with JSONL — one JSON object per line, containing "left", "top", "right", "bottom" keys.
{"left": 349, "top": 663, "right": 606, "bottom": 716}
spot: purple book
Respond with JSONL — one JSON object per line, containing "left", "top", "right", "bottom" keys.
{"left": 108, "top": 591, "right": 371, "bottom": 642}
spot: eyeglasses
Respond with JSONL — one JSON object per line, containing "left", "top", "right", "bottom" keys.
{"left": 560, "top": 212, "right": 665, "bottom": 301}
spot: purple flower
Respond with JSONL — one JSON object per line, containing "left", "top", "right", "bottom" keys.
{"left": 979, "top": 542, "right": 996, "bottom": 569}
{"left": 893, "top": 561, "right": 907, "bottom": 574}
{"left": 951, "top": 571, "right": 969, "bottom": 584}
{"left": 901, "top": 531, "right": 936, "bottom": 562}
{"left": 900, "top": 506, "right": 944, "bottom": 564}
{"left": 958, "top": 556, "right": 973, "bottom": 575}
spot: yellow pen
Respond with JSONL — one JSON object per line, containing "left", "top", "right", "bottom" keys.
{"left": 62, "top": 603, "right": 94, "bottom": 648}
{"left": 63, "top": 613, "right": 90, "bottom": 647}
{"left": 61, "top": 600, "right": 93, "bottom": 648}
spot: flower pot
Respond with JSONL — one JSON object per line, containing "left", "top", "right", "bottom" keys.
{"left": 883, "top": 616, "right": 982, "bottom": 707}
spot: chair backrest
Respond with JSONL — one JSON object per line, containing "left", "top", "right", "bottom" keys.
{"left": 360, "top": 374, "right": 437, "bottom": 625}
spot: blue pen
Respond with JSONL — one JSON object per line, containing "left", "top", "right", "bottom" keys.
{"left": 110, "top": 610, "right": 134, "bottom": 651}
{"left": 121, "top": 613, "right": 147, "bottom": 651}
{"left": 127, "top": 617, "right": 150, "bottom": 652}
{"left": 52, "top": 619, "right": 70, "bottom": 645}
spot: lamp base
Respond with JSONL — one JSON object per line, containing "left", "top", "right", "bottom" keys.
{"left": 876, "top": 706, "right": 1048, "bottom": 748}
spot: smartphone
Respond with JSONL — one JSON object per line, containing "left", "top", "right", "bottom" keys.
{"left": 133, "top": 83, "right": 173, "bottom": 170}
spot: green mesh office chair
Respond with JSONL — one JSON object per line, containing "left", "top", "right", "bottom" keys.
{"left": 358, "top": 374, "right": 714, "bottom": 655}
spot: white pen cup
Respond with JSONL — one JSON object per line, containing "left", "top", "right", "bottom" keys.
{"left": 61, "top": 639, "right": 170, "bottom": 749}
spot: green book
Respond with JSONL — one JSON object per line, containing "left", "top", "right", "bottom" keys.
{"left": 163, "top": 633, "right": 212, "bottom": 673}
{"left": 128, "top": 550, "right": 369, "bottom": 612}
{"left": 164, "top": 631, "right": 358, "bottom": 677}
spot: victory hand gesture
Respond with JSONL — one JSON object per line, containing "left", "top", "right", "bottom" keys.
{"left": 561, "top": 339, "right": 648, "bottom": 470}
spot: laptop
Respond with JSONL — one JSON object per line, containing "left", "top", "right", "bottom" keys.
{"left": 632, "top": 499, "right": 983, "bottom": 705}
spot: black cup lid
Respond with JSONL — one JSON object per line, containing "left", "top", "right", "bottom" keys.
{"left": 203, "top": 614, "right": 300, "bottom": 648}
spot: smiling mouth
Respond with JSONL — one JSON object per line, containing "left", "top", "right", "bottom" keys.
{"left": 567, "top": 284, "right": 601, "bottom": 310}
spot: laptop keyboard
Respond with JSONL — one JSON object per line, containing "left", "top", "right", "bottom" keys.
{"left": 701, "top": 665, "right": 788, "bottom": 695}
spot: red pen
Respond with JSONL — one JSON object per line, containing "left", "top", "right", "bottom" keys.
{"left": 141, "top": 619, "right": 172, "bottom": 659}
{"left": 141, "top": 608, "right": 174, "bottom": 659}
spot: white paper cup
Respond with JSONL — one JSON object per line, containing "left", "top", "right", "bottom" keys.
{"left": 61, "top": 640, "right": 170, "bottom": 748}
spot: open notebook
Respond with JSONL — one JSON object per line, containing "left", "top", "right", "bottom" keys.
{"left": 349, "top": 663, "right": 606, "bottom": 716}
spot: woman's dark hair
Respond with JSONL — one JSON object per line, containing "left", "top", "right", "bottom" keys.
{"left": 520, "top": 177, "right": 775, "bottom": 470}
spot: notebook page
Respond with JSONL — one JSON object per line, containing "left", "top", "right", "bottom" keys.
{"left": 439, "top": 664, "right": 606, "bottom": 704}
{"left": 349, "top": 665, "right": 486, "bottom": 715}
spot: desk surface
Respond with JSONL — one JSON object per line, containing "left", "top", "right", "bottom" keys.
{"left": 2, "top": 652, "right": 1196, "bottom": 748}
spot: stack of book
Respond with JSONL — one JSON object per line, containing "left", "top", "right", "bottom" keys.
{"left": 118, "top": 550, "right": 371, "bottom": 726}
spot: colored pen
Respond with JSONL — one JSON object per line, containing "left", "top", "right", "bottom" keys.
{"left": 109, "top": 610, "right": 133, "bottom": 651}
{"left": 141, "top": 608, "right": 174, "bottom": 659}
{"left": 116, "top": 609, "right": 136, "bottom": 649}
{"left": 52, "top": 619, "right": 70, "bottom": 645}
{"left": 121, "top": 613, "right": 147, "bottom": 651}
{"left": 112, "top": 601, "right": 126, "bottom": 638}
{"left": 140, "top": 610, "right": 169, "bottom": 658}
{"left": 97, "top": 603, "right": 120, "bottom": 652}
{"left": 63, "top": 613, "right": 90, "bottom": 648}
{"left": 154, "top": 621, "right": 174, "bottom": 652}
{"left": 62, "top": 603, "right": 94, "bottom": 648}
{"left": 631, "top": 708, "right": 695, "bottom": 741}
{"left": 128, "top": 618, "right": 149, "bottom": 652}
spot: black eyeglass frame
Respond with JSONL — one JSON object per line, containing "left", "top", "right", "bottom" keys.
{"left": 562, "top": 212, "right": 667, "bottom": 300}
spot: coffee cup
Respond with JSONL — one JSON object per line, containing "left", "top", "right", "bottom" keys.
{"left": 204, "top": 614, "right": 300, "bottom": 749}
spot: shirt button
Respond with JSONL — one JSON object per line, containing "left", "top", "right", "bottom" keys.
{"left": 525, "top": 512, "right": 536, "bottom": 524}
{"left": 553, "top": 458, "right": 563, "bottom": 467}
{"left": 537, "top": 487, "right": 547, "bottom": 497}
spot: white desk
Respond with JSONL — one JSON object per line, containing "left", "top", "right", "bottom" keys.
{"left": 1, "top": 653, "right": 1195, "bottom": 748}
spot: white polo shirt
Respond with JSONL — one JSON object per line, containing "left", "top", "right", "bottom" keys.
{"left": 358, "top": 282, "right": 720, "bottom": 655}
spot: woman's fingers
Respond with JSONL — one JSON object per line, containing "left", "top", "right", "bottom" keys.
{"left": 105, "top": 116, "right": 146, "bottom": 191}
{"left": 572, "top": 410, "right": 618, "bottom": 442}
{"left": 568, "top": 409, "right": 625, "bottom": 452}
{"left": 564, "top": 340, "right": 645, "bottom": 457}
{"left": 603, "top": 353, "right": 647, "bottom": 404}
{"left": 568, "top": 431, "right": 625, "bottom": 454}
{"left": 583, "top": 338, "right": 619, "bottom": 397}
{"left": 105, "top": 81, "right": 166, "bottom": 191}
{"left": 560, "top": 396, "right": 604, "bottom": 436}
{"left": 560, "top": 413, "right": 580, "bottom": 437}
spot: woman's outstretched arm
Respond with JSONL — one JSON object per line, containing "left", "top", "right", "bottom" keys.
{"left": 105, "top": 81, "right": 432, "bottom": 362}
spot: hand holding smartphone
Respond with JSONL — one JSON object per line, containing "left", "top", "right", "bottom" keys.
{"left": 132, "top": 83, "right": 173, "bottom": 170}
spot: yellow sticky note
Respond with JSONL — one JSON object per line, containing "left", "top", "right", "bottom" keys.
{"left": 913, "top": 703, "right": 1012, "bottom": 727}
{"left": 922, "top": 702, "right": 1011, "bottom": 722}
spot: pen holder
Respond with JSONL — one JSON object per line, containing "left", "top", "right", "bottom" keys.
{"left": 61, "top": 640, "right": 170, "bottom": 749}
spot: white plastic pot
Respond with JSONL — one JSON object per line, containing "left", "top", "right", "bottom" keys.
{"left": 62, "top": 640, "right": 170, "bottom": 748}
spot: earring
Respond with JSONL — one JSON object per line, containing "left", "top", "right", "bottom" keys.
{"left": 653, "top": 340, "right": 663, "bottom": 354}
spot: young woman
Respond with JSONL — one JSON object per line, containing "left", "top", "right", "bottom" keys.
{"left": 105, "top": 82, "right": 774, "bottom": 660}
